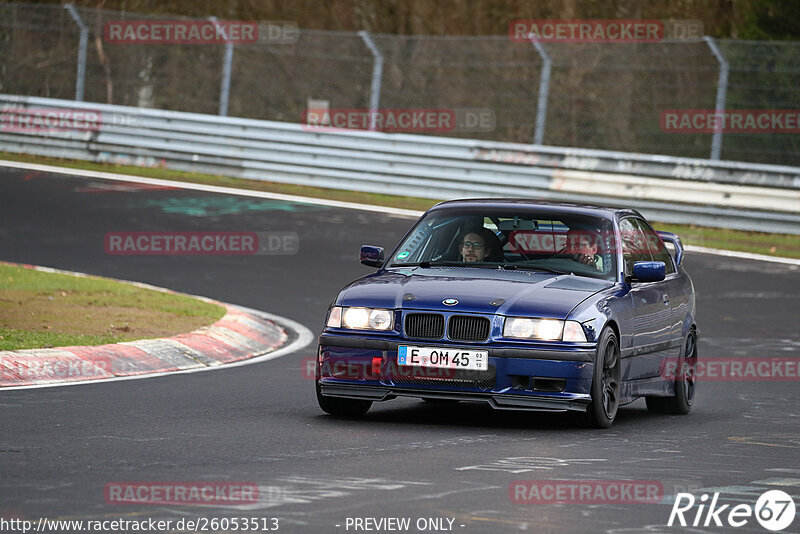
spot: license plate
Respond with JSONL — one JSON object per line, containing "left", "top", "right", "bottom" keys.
{"left": 397, "top": 346, "right": 488, "bottom": 371}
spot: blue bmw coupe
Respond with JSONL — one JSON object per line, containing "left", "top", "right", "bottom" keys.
{"left": 316, "top": 199, "right": 697, "bottom": 428}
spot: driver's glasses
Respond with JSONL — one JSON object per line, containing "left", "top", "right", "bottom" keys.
{"left": 461, "top": 241, "right": 484, "bottom": 250}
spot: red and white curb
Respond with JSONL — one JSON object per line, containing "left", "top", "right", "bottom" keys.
{"left": 0, "top": 263, "right": 313, "bottom": 390}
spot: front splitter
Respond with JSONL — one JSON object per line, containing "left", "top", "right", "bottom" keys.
{"left": 320, "top": 382, "right": 590, "bottom": 412}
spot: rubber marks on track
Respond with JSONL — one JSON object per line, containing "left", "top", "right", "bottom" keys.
{"left": 0, "top": 304, "right": 288, "bottom": 387}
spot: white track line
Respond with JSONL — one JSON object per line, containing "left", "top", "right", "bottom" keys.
{"left": 685, "top": 245, "right": 800, "bottom": 266}
{"left": 0, "top": 159, "right": 421, "bottom": 218}
{"left": 2, "top": 159, "right": 799, "bottom": 265}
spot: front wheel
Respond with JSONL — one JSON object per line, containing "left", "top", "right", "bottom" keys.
{"left": 583, "top": 327, "right": 621, "bottom": 429}
{"left": 316, "top": 381, "right": 372, "bottom": 417}
{"left": 646, "top": 329, "right": 696, "bottom": 415}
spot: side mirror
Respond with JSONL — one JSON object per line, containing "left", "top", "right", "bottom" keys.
{"left": 632, "top": 261, "right": 666, "bottom": 283}
{"left": 360, "top": 245, "right": 384, "bottom": 268}
{"left": 656, "top": 231, "right": 684, "bottom": 266}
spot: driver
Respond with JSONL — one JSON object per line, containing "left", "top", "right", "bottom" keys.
{"left": 460, "top": 231, "right": 487, "bottom": 262}
{"left": 457, "top": 227, "right": 500, "bottom": 262}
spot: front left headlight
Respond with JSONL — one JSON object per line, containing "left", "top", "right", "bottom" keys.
{"left": 503, "top": 317, "right": 587, "bottom": 342}
{"left": 327, "top": 306, "right": 394, "bottom": 331}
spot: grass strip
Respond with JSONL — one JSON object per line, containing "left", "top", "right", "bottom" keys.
{"left": 0, "top": 263, "right": 226, "bottom": 351}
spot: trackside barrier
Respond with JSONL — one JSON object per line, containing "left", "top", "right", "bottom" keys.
{"left": 1, "top": 94, "right": 799, "bottom": 234}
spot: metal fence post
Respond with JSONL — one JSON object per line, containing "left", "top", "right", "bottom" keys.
{"left": 358, "top": 31, "right": 383, "bottom": 131}
{"left": 64, "top": 4, "right": 87, "bottom": 101}
{"left": 704, "top": 36, "right": 729, "bottom": 161}
{"left": 530, "top": 37, "right": 551, "bottom": 146}
{"left": 209, "top": 17, "right": 233, "bottom": 116}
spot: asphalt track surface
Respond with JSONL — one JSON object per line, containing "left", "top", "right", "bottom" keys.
{"left": 1, "top": 168, "right": 799, "bottom": 534}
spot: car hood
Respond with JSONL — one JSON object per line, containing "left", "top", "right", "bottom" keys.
{"left": 338, "top": 266, "right": 614, "bottom": 319}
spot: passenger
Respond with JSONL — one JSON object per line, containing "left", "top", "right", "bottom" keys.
{"left": 561, "top": 228, "right": 603, "bottom": 270}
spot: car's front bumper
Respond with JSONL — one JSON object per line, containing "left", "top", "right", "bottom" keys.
{"left": 318, "top": 333, "right": 595, "bottom": 413}
{"left": 318, "top": 334, "right": 596, "bottom": 361}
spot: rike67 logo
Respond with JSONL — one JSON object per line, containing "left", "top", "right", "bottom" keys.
{"left": 669, "top": 490, "right": 795, "bottom": 531}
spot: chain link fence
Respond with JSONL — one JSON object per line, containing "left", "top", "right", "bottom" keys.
{"left": 2, "top": 2, "right": 799, "bottom": 166}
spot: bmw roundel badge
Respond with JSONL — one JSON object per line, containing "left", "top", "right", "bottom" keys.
{"left": 443, "top": 298, "right": 458, "bottom": 306}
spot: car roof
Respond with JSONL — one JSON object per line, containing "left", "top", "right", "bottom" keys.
{"left": 428, "top": 198, "right": 641, "bottom": 219}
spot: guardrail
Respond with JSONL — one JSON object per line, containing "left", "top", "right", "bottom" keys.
{"left": 2, "top": 94, "right": 799, "bottom": 234}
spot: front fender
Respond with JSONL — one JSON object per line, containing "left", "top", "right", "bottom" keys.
{"left": 566, "top": 284, "right": 632, "bottom": 348}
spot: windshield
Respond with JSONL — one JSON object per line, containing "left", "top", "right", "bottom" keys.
{"left": 389, "top": 209, "right": 617, "bottom": 280}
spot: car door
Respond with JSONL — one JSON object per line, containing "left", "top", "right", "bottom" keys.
{"left": 639, "top": 219, "right": 685, "bottom": 357}
{"left": 618, "top": 217, "right": 674, "bottom": 380}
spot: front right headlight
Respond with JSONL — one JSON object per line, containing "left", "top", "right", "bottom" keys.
{"left": 503, "top": 318, "right": 587, "bottom": 342}
{"left": 504, "top": 317, "right": 562, "bottom": 340}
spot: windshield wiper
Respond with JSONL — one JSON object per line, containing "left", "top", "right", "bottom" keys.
{"left": 389, "top": 260, "right": 463, "bottom": 267}
{"left": 500, "top": 264, "right": 567, "bottom": 275}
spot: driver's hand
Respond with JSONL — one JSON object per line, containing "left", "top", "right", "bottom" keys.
{"left": 570, "top": 253, "right": 597, "bottom": 267}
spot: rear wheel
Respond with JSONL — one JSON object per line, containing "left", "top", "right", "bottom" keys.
{"left": 583, "top": 327, "right": 621, "bottom": 428}
{"left": 316, "top": 381, "right": 372, "bottom": 417}
{"left": 646, "top": 329, "right": 696, "bottom": 415}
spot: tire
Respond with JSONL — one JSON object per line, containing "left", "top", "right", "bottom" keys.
{"left": 583, "top": 327, "right": 621, "bottom": 429}
{"left": 316, "top": 381, "right": 372, "bottom": 417}
{"left": 646, "top": 329, "right": 696, "bottom": 415}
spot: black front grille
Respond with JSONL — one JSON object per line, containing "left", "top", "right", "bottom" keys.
{"left": 448, "top": 315, "right": 491, "bottom": 342}
{"left": 405, "top": 313, "right": 445, "bottom": 339}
